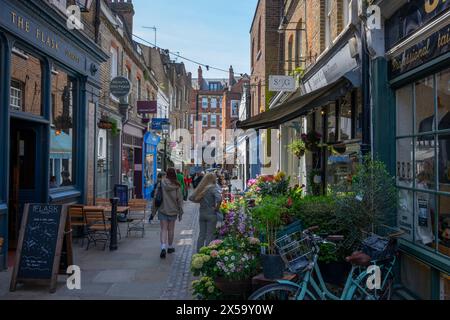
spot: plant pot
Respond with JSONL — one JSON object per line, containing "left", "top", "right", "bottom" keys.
{"left": 333, "top": 144, "right": 347, "bottom": 154}
{"left": 295, "top": 150, "right": 305, "bottom": 158}
{"left": 261, "top": 254, "right": 285, "bottom": 279}
{"left": 98, "top": 121, "right": 113, "bottom": 129}
{"left": 214, "top": 277, "right": 252, "bottom": 296}
{"left": 318, "top": 261, "right": 352, "bottom": 286}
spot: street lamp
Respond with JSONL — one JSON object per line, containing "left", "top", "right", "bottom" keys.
{"left": 162, "top": 122, "right": 170, "bottom": 172}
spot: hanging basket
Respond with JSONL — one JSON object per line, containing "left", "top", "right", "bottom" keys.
{"left": 98, "top": 120, "right": 113, "bottom": 129}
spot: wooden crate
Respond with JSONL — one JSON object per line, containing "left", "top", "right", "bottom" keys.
{"left": 252, "top": 272, "right": 298, "bottom": 292}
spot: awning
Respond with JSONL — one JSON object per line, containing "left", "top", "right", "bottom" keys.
{"left": 50, "top": 129, "right": 72, "bottom": 160}
{"left": 236, "top": 76, "right": 355, "bottom": 130}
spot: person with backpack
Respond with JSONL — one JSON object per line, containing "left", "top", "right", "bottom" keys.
{"left": 154, "top": 168, "right": 184, "bottom": 258}
{"left": 189, "top": 173, "right": 223, "bottom": 252}
{"left": 150, "top": 172, "right": 165, "bottom": 223}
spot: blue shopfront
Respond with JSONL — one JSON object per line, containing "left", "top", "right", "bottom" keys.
{"left": 0, "top": 0, "right": 107, "bottom": 270}
{"left": 142, "top": 132, "right": 160, "bottom": 200}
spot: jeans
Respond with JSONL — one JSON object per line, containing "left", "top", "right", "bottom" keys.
{"left": 197, "top": 211, "right": 218, "bottom": 252}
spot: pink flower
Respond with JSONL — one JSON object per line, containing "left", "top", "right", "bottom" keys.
{"left": 209, "top": 240, "right": 223, "bottom": 247}
{"left": 248, "top": 237, "right": 260, "bottom": 245}
{"left": 210, "top": 250, "right": 219, "bottom": 258}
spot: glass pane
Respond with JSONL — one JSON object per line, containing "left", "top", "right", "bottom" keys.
{"left": 50, "top": 66, "right": 76, "bottom": 187}
{"left": 437, "top": 195, "right": 450, "bottom": 258}
{"left": 415, "top": 191, "right": 436, "bottom": 249}
{"left": 397, "top": 138, "right": 413, "bottom": 188}
{"left": 400, "top": 254, "right": 431, "bottom": 300}
{"left": 437, "top": 68, "right": 450, "bottom": 132}
{"left": 396, "top": 84, "right": 413, "bottom": 136}
{"left": 416, "top": 76, "right": 435, "bottom": 134}
{"left": 10, "top": 47, "right": 43, "bottom": 116}
{"left": 398, "top": 189, "right": 414, "bottom": 241}
{"left": 415, "top": 135, "right": 436, "bottom": 191}
{"left": 326, "top": 104, "right": 336, "bottom": 143}
{"left": 437, "top": 134, "right": 450, "bottom": 188}
{"left": 339, "top": 98, "right": 352, "bottom": 140}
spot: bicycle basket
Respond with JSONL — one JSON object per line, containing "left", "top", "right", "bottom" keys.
{"left": 275, "top": 231, "right": 313, "bottom": 273}
{"left": 361, "top": 225, "right": 403, "bottom": 261}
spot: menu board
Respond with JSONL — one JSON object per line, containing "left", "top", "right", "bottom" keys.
{"left": 10, "top": 204, "right": 68, "bottom": 293}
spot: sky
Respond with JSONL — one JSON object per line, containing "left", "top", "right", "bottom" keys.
{"left": 132, "top": 0, "right": 258, "bottom": 79}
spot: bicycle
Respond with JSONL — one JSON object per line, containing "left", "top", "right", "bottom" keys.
{"left": 249, "top": 225, "right": 403, "bottom": 300}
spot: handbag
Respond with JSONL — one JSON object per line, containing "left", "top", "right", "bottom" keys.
{"left": 154, "top": 182, "right": 163, "bottom": 207}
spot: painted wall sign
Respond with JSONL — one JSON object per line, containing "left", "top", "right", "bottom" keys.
{"left": 110, "top": 77, "right": 131, "bottom": 99}
{"left": 137, "top": 101, "right": 157, "bottom": 114}
{"left": 386, "top": 0, "right": 450, "bottom": 49}
{"left": 390, "top": 23, "right": 450, "bottom": 78}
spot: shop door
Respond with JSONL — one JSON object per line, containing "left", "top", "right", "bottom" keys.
{"left": 8, "top": 119, "right": 44, "bottom": 249}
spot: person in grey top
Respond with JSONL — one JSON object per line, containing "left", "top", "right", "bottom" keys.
{"left": 189, "top": 173, "right": 222, "bottom": 252}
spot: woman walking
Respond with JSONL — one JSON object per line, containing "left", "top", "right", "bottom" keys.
{"left": 157, "top": 168, "right": 184, "bottom": 258}
{"left": 189, "top": 173, "right": 223, "bottom": 252}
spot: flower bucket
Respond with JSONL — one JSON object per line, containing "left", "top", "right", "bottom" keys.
{"left": 261, "top": 254, "right": 285, "bottom": 279}
{"left": 214, "top": 277, "right": 252, "bottom": 296}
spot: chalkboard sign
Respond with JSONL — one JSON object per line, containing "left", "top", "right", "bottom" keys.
{"left": 10, "top": 204, "right": 69, "bottom": 293}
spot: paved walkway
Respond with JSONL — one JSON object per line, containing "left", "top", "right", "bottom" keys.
{"left": 0, "top": 200, "right": 199, "bottom": 300}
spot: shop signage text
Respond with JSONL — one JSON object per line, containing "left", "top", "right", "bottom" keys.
{"left": 390, "top": 23, "right": 450, "bottom": 78}
{"left": 386, "top": 0, "right": 450, "bottom": 49}
{"left": 269, "top": 75, "right": 296, "bottom": 92}
{"left": 137, "top": 101, "right": 157, "bottom": 114}
{"left": 151, "top": 118, "right": 170, "bottom": 131}
{"left": 110, "top": 77, "right": 131, "bottom": 99}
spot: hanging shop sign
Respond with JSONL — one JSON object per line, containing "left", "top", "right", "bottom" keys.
{"left": 390, "top": 23, "right": 450, "bottom": 78}
{"left": 386, "top": 1, "right": 450, "bottom": 49}
{"left": 110, "top": 76, "right": 131, "bottom": 99}
{"left": 151, "top": 118, "right": 170, "bottom": 131}
{"left": 137, "top": 101, "right": 157, "bottom": 114}
{"left": 269, "top": 75, "right": 296, "bottom": 92}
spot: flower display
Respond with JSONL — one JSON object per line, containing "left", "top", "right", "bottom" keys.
{"left": 192, "top": 276, "right": 221, "bottom": 300}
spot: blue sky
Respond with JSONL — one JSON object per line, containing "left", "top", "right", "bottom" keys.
{"left": 132, "top": 0, "right": 258, "bottom": 79}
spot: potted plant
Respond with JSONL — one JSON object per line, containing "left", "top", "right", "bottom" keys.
{"left": 98, "top": 114, "right": 113, "bottom": 129}
{"left": 301, "top": 131, "right": 322, "bottom": 152}
{"left": 288, "top": 139, "right": 306, "bottom": 158}
{"left": 191, "top": 237, "right": 261, "bottom": 298}
{"left": 251, "top": 195, "right": 291, "bottom": 279}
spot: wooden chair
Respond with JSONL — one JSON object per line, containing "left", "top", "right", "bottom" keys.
{"left": 69, "top": 205, "right": 87, "bottom": 247}
{"left": 84, "top": 208, "right": 111, "bottom": 250}
{"left": 96, "top": 198, "right": 110, "bottom": 206}
{"left": 127, "top": 199, "right": 147, "bottom": 238}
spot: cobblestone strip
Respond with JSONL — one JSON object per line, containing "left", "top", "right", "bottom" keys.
{"left": 160, "top": 201, "right": 199, "bottom": 300}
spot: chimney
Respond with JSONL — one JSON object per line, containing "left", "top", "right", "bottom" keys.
{"left": 108, "top": 0, "right": 135, "bottom": 36}
{"left": 229, "top": 65, "right": 235, "bottom": 89}
{"left": 198, "top": 66, "right": 203, "bottom": 89}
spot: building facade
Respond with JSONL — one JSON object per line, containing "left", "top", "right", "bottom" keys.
{"left": 0, "top": 0, "right": 108, "bottom": 270}
{"left": 371, "top": 0, "right": 450, "bottom": 300}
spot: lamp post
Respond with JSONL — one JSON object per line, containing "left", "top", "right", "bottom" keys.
{"left": 162, "top": 122, "right": 170, "bottom": 172}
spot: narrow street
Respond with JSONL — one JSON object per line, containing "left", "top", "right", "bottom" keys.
{"left": 0, "top": 201, "right": 199, "bottom": 300}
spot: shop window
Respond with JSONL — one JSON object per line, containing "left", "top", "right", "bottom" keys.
{"left": 397, "top": 84, "right": 413, "bottom": 137}
{"left": 50, "top": 65, "right": 76, "bottom": 188}
{"left": 11, "top": 47, "right": 43, "bottom": 116}
{"left": 397, "top": 138, "right": 413, "bottom": 188}
{"left": 326, "top": 104, "right": 337, "bottom": 143}
{"left": 416, "top": 76, "right": 435, "bottom": 135}
{"left": 437, "top": 195, "right": 450, "bottom": 257}
{"left": 339, "top": 98, "right": 352, "bottom": 141}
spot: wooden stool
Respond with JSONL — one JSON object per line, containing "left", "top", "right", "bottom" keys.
{"left": 252, "top": 272, "right": 298, "bottom": 291}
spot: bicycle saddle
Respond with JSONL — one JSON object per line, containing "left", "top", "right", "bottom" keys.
{"left": 345, "top": 251, "right": 371, "bottom": 267}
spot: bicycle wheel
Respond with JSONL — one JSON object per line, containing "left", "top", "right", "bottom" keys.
{"left": 249, "top": 283, "right": 304, "bottom": 301}
{"left": 349, "top": 273, "right": 394, "bottom": 300}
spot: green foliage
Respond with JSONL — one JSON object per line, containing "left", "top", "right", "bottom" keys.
{"left": 252, "top": 195, "right": 291, "bottom": 254}
{"left": 287, "top": 139, "right": 306, "bottom": 158}
{"left": 110, "top": 118, "right": 119, "bottom": 136}
{"left": 332, "top": 155, "right": 398, "bottom": 255}
{"left": 307, "top": 169, "right": 322, "bottom": 196}
{"left": 192, "top": 277, "right": 222, "bottom": 300}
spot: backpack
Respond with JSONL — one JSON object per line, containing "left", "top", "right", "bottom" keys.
{"left": 154, "top": 182, "right": 163, "bottom": 208}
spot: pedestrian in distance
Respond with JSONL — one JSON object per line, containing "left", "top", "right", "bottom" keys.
{"left": 156, "top": 168, "right": 184, "bottom": 258}
{"left": 189, "top": 173, "right": 223, "bottom": 252}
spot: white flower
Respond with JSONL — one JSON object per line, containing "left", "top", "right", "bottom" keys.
{"left": 231, "top": 256, "right": 236, "bottom": 261}
{"left": 224, "top": 256, "right": 229, "bottom": 261}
